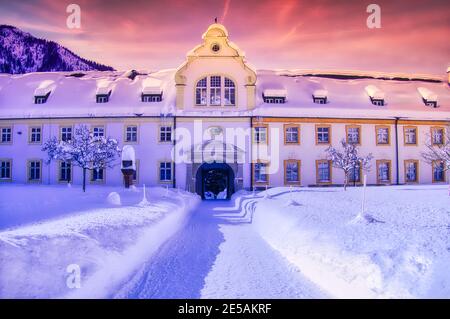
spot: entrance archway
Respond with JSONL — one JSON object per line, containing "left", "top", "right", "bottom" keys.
{"left": 195, "top": 162, "right": 235, "bottom": 200}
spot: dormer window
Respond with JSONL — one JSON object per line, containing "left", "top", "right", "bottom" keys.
{"left": 263, "top": 89, "right": 286, "bottom": 104}
{"left": 96, "top": 95, "right": 109, "bottom": 103}
{"left": 417, "top": 87, "right": 438, "bottom": 108}
{"left": 142, "top": 77, "right": 163, "bottom": 103}
{"left": 372, "top": 99, "right": 384, "bottom": 106}
{"left": 312, "top": 89, "right": 328, "bottom": 104}
{"left": 142, "top": 94, "right": 162, "bottom": 102}
{"left": 365, "top": 85, "right": 385, "bottom": 106}
{"left": 35, "top": 93, "right": 50, "bottom": 104}
{"left": 96, "top": 81, "right": 113, "bottom": 104}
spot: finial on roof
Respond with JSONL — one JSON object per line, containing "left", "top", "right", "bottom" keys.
{"left": 214, "top": 17, "right": 217, "bottom": 23}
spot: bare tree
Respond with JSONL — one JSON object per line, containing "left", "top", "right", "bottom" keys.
{"left": 421, "top": 125, "right": 450, "bottom": 192}
{"left": 326, "top": 139, "right": 373, "bottom": 190}
{"left": 42, "top": 125, "right": 121, "bottom": 192}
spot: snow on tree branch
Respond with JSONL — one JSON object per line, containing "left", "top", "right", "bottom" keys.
{"left": 325, "top": 139, "right": 373, "bottom": 190}
{"left": 421, "top": 125, "right": 450, "bottom": 171}
{"left": 42, "top": 125, "right": 121, "bottom": 191}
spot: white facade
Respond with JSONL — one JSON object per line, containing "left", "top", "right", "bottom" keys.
{"left": 0, "top": 23, "right": 449, "bottom": 198}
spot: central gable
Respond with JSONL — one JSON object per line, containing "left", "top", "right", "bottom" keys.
{"left": 175, "top": 23, "right": 256, "bottom": 111}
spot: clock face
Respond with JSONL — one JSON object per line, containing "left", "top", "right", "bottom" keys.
{"left": 211, "top": 43, "right": 221, "bottom": 53}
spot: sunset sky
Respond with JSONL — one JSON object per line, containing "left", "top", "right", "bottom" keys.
{"left": 0, "top": 0, "right": 449, "bottom": 74}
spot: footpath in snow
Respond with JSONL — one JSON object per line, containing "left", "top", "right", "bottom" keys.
{"left": 115, "top": 196, "right": 326, "bottom": 299}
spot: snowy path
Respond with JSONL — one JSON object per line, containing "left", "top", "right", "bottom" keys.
{"left": 114, "top": 194, "right": 326, "bottom": 299}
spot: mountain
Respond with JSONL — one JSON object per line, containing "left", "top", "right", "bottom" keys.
{"left": 0, "top": 25, "right": 114, "bottom": 74}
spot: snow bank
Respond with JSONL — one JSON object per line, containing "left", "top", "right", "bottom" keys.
{"left": 251, "top": 185, "right": 450, "bottom": 298}
{"left": 0, "top": 185, "right": 200, "bottom": 298}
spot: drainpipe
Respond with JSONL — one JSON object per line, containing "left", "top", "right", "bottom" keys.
{"left": 394, "top": 117, "right": 400, "bottom": 185}
{"left": 250, "top": 116, "right": 253, "bottom": 191}
{"left": 172, "top": 115, "right": 176, "bottom": 189}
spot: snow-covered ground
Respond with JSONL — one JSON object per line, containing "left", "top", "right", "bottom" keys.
{"left": 250, "top": 185, "right": 450, "bottom": 298}
{"left": 0, "top": 184, "right": 199, "bottom": 298}
{"left": 1, "top": 184, "right": 448, "bottom": 299}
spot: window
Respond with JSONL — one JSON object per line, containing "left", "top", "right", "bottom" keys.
{"left": 96, "top": 95, "right": 109, "bottom": 103}
{"left": 346, "top": 125, "right": 361, "bottom": 145}
{"left": 404, "top": 160, "right": 419, "bottom": 183}
{"left": 432, "top": 161, "right": 445, "bottom": 183}
{"left": 28, "top": 160, "right": 41, "bottom": 182}
{"left": 371, "top": 99, "right": 384, "bottom": 106}
{"left": 377, "top": 160, "right": 391, "bottom": 184}
{"left": 431, "top": 127, "right": 444, "bottom": 145}
{"left": 195, "top": 77, "right": 207, "bottom": 105}
{"left": 195, "top": 76, "right": 236, "bottom": 107}
{"left": 263, "top": 97, "right": 285, "bottom": 104}
{"left": 59, "top": 161, "right": 71, "bottom": 182}
{"left": 254, "top": 162, "right": 268, "bottom": 184}
{"left": 254, "top": 126, "right": 267, "bottom": 144}
{"left": 159, "top": 162, "right": 172, "bottom": 182}
{"left": 316, "top": 125, "right": 331, "bottom": 144}
{"left": 1, "top": 127, "right": 12, "bottom": 143}
{"left": 91, "top": 168, "right": 104, "bottom": 182}
{"left": 211, "top": 43, "right": 221, "bottom": 52}
{"left": 348, "top": 166, "right": 362, "bottom": 183}
{"left": 92, "top": 126, "right": 104, "bottom": 137}
{"left": 125, "top": 125, "right": 138, "bottom": 142}
{"left": 404, "top": 126, "right": 417, "bottom": 145}
{"left": 224, "top": 78, "right": 235, "bottom": 106}
{"left": 0, "top": 160, "right": 11, "bottom": 180}
{"left": 376, "top": 126, "right": 390, "bottom": 145}
{"left": 60, "top": 127, "right": 72, "bottom": 142}
{"left": 313, "top": 97, "right": 327, "bottom": 104}
{"left": 316, "top": 160, "right": 331, "bottom": 183}
{"left": 35, "top": 97, "right": 46, "bottom": 104}
{"left": 142, "top": 94, "right": 162, "bottom": 102}
{"left": 284, "top": 125, "right": 299, "bottom": 144}
{"left": 29, "top": 127, "right": 41, "bottom": 143}
{"left": 285, "top": 160, "right": 300, "bottom": 184}
{"left": 210, "top": 76, "right": 221, "bottom": 105}
{"left": 159, "top": 126, "right": 172, "bottom": 142}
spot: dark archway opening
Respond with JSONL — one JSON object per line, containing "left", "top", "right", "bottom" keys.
{"left": 196, "top": 162, "right": 235, "bottom": 200}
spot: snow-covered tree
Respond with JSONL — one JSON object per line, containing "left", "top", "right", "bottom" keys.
{"left": 421, "top": 126, "right": 450, "bottom": 170}
{"left": 422, "top": 126, "right": 450, "bottom": 194}
{"left": 326, "top": 139, "right": 373, "bottom": 190}
{"left": 42, "top": 125, "right": 121, "bottom": 192}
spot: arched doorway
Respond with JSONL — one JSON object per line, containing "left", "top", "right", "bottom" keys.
{"left": 195, "top": 162, "right": 235, "bottom": 200}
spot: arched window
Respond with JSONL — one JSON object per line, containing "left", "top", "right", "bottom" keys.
{"left": 195, "top": 76, "right": 236, "bottom": 107}
{"left": 224, "top": 77, "right": 235, "bottom": 105}
{"left": 195, "top": 77, "right": 207, "bottom": 105}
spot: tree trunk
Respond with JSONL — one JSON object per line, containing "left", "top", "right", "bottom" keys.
{"left": 344, "top": 173, "right": 348, "bottom": 191}
{"left": 82, "top": 168, "right": 86, "bottom": 192}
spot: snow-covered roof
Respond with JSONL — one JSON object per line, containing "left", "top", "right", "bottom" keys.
{"left": 313, "top": 89, "right": 328, "bottom": 99}
{"left": 417, "top": 87, "right": 438, "bottom": 102}
{"left": 34, "top": 80, "right": 55, "bottom": 97}
{"left": 96, "top": 80, "right": 113, "bottom": 96}
{"left": 142, "top": 77, "right": 162, "bottom": 95}
{"left": 0, "top": 69, "right": 449, "bottom": 121}
{"left": 263, "top": 89, "right": 287, "bottom": 98}
{"left": 365, "top": 85, "right": 385, "bottom": 100}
